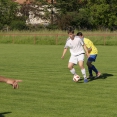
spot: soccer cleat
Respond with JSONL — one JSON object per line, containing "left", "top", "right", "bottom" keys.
{"left": 84, "top": 78, "right": 88, "bottom": 83}
{"left": 95, "top": 72, "right": 101, "bottom": 78}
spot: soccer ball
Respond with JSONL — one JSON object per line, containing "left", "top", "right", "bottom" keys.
{"left": 73, "top": 75, "right": 80, "bottom": 82}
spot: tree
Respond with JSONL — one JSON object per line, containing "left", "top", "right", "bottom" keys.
{"left": 0, "top": 0, "right": 18, "bottom": 30}
{"left": 55, "top": 0, "right": 89, "bottom": 29}
{"left": 86, "top": 0, "right": 117, "bottom": 30}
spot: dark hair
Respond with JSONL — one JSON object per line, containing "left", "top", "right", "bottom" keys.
{"left": 67, "top": 26, "right": 74, "bottom": 34}
{"left": 77, "top": 32, "right": 83, "bottom": 36}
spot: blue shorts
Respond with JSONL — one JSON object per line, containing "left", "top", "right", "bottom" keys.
{"left": 88, "top": 55, "right": 97, "bottom": 62}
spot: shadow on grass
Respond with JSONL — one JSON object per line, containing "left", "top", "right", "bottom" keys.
{"left": 101, "top": 73, "right": 113, "bottom": 79}
{"left": 0, "top": 112, "right": 11, "bottom": 117}
{"left": 77, "top": 73, "right": 114, "bottom": 83}
{"left": 89, "top": 73, "right": 114, "bottom": 82}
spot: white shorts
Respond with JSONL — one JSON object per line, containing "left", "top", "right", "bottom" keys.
{"left": 69, "top": 54, "right": 85, "bottom": 64}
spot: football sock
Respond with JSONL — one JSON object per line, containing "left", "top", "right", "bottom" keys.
{"left": 81, "top": 68, "right": 87, "bottom": 79}
{"left": 70, "top": 68, "right": 76, "bottom": 75}
{"left": 91, "top": 65, "right": 98, "bottom": 74}
{"left": 88, "top": 67, "right": 93, "bottom": 76}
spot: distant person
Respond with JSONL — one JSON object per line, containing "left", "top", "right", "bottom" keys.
{"left": 61, "top": 28, "right": 89, "bottom": 83}
{"left": 77, "top": 32, "right": 101, "bottom": 79}
{"left": 0, "top": 76, "right": 22, "bottom": 89}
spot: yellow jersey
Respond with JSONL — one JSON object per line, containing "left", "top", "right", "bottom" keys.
{"left": 84, "top": 38, "right": 98, "bottom": 55}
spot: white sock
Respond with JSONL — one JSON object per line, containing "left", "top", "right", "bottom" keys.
{"left": 81, "top": 68, "right": 87, "bottom": 79}
{"left": 70, "top": 68, "right": 76, "bottom": 75}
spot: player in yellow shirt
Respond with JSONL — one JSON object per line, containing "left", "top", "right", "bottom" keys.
{"left": 77, "top": 32, "right": 101, "bottom": 79}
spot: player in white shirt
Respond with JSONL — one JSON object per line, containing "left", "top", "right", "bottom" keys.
{"left": 61, "top": 29, "right": 89, "bottom": 83}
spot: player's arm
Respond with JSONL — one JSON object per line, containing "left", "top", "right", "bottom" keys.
{"left": 0, "top": 76, "right": 22, "bottom": 89}
{"left": 87, "top": 47, "right": 92, "bottom": 53}
{"left": 61, "top": 48, "right": 68, "bottom": 59}
{"left": 83, "top": 44, "right": 89, "bottom": 58}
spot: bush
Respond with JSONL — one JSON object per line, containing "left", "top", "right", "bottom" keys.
{"left": 0, "top": 23, "right": 3, "bottom": 30}
{"left": 10, "top": 20, "right": 28, "bottom": 30}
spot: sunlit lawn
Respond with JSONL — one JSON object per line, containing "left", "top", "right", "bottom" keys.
{"left": 0, "top": 44, "right": 117, "bottom": 117}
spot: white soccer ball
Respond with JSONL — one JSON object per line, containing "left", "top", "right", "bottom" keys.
{"left": 73, "top": 75, "right": 80, "bottom": 82}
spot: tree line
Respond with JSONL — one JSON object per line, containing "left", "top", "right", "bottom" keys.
{"left": 0, "top": 0, "right": 117, "bottom": 31}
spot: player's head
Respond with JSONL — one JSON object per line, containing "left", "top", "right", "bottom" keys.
{"left": 67, "top": 27, "right": 75, "bottom": 39}
{"left": 77, "top": 32, "right": 84, "bottom": 39}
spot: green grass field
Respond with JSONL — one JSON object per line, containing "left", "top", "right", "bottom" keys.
{"left": 0, "top": 44, "right": 117, "bottom": 117}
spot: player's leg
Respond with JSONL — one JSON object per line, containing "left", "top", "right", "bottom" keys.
{"left": 78, "top": 60, "right": 87, "bottom": 80}
{"left": 68, "top": 56, "right": 77, "bottom": 75}
{"left": 68, "top": 62, "right": 76, "bottom": 75}
{"left": 87, "top": 60, "right": 93, "bottom": 78}
{"left": 87, "top": 55, "right": 101, "bottom": 78}
{"left": 77, "top": 54, "right": 88, "bottom": 83}
{"left": 87, "top": 57, "right": 98, "bottom": 74}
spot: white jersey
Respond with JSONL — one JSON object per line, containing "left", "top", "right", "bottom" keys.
{"left": 64, "top": 36, "right": 85, "bottom": 56}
